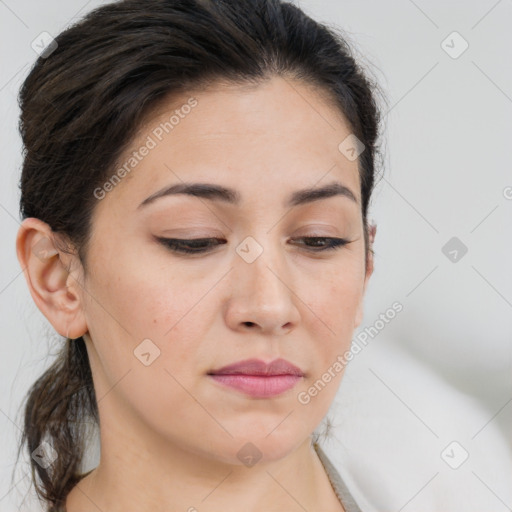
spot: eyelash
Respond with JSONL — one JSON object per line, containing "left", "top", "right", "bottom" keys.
{"left": 157, "top": 237, "right": 350, "bottom": 255}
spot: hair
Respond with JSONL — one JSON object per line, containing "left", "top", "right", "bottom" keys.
{"left": 15, "top": 0, "right": 386, "bottom": 510}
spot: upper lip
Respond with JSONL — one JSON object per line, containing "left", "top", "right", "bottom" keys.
{"left": 208, "top": 358, "right": 304, "bottom": 377}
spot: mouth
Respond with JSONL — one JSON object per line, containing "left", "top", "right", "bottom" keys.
{"left": 207, "top": 358, "right": 305, "bottom": 398}
{"left": 208, "top": 357, "right": 304, "bottom": 376}
{"left": 208, "top": 374, "right": 303, "bottom": 398}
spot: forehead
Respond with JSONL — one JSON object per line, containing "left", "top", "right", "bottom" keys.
{"left": 95, "top": 75, "right": 361, "bottom": 214}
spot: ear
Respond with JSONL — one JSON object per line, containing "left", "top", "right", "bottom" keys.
{"left": 354, "top": 222, "right": 376, "bottom": 329}
{"left": 16, "top": 217, "right": 88, "bottom": 339}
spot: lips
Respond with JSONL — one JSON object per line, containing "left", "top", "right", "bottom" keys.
{"left": 208, "top": 358, "right": 305, "bottom": 377}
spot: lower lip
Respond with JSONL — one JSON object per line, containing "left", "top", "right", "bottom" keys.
{"left": 209, "top": 374, "right": 302, "bottom": 398}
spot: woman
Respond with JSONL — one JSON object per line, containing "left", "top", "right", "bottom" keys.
{"left": 15, "top": 0, "right": 384, "bottom": 510}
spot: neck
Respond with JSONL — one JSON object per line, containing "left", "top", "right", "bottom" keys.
{"left": 65, "top": 419, "right": 343, "bottom": 511}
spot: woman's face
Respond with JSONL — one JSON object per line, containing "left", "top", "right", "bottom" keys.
{"left": 76, "top": 75, "right": 373, "bottom": 465}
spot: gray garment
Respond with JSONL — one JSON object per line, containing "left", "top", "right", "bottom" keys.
{"left": 313, "top": 442, "right": 363, "bottom": 512}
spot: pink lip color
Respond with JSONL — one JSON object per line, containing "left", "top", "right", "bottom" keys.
{"left": 209, "top": 374, "right": 302, "bottom": 398}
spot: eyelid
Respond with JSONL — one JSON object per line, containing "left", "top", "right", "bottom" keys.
{"left": 155, "top": 235, "right": 351, "bottom": 256}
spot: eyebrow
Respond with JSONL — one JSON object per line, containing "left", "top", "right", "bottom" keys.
{"left": 138, "top": 180, "right": 358, "bottom": 209}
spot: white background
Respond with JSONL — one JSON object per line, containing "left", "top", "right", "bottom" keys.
{"left": 1, "top": 1, "right": 511, "bottom": 511}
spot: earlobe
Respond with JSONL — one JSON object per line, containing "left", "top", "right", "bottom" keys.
{"left": 16, "top": 218, "right": 88, "bottom": 340}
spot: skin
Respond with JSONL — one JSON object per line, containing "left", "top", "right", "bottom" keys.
{"left": 17, "top": 74, "right": 375, "bottom": 512}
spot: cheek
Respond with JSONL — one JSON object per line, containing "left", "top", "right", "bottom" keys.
{"left": 295, "top": 277, "right": 362, "bottom": 415}
{"left": 82, "top": 262, "right": 212, "bottom": 426}
{"left": 89, "top": 248, "right": 187, "bottom": 328}
{"left": 307, "top": 264, "right": 363, "bottom": 330}
{"left": 82, "top": 250, "right": 210, "bottom": 376}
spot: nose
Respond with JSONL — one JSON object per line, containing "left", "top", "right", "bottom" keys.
{"left": 223, "top": 240, "right": 301, "bottom": 336}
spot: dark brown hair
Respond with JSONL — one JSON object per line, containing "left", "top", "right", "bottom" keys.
{"left": 15, "top": 0, "right": 385, "bottom": 509}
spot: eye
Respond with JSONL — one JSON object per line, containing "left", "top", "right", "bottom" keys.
{"left": 156, "top": 236, "right": 350, "bottom": 255}
{"left": 293, "top": 236, "right": 350, "bottom": 252}
{"left": 157, "top": 237, "right": 226, "bottom": 254}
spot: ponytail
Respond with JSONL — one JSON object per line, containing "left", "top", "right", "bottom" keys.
{"left": 17, "top": 337, "right": 98, "bottom": 511}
